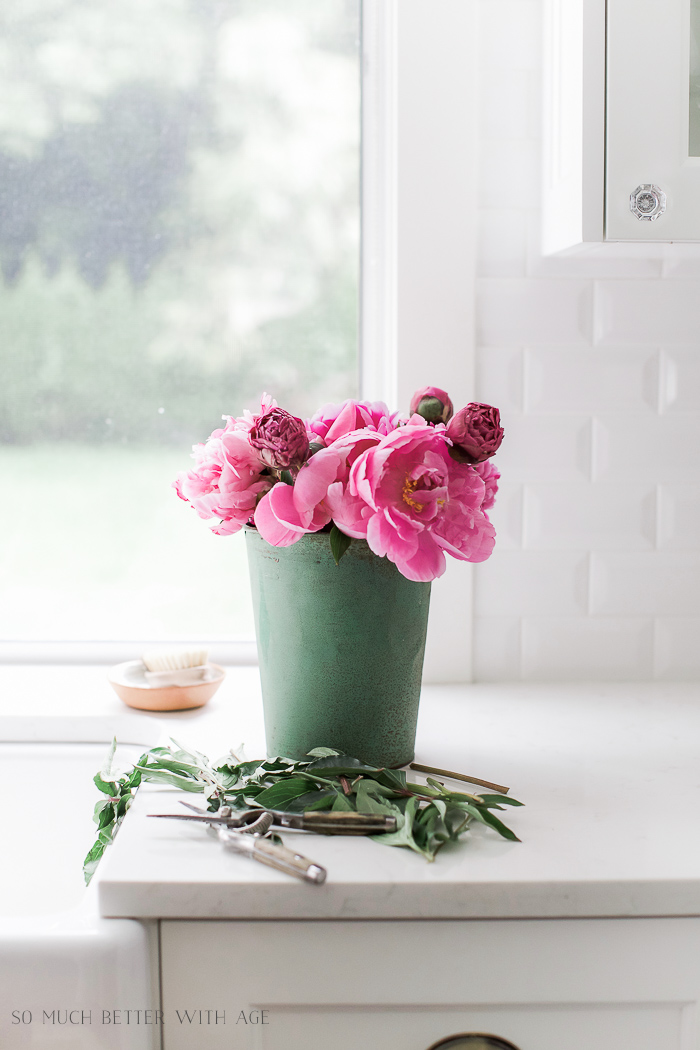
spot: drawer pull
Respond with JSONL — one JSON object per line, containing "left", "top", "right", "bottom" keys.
{"left": 427, "top": 1035, "right": 522, "bottom": 1050}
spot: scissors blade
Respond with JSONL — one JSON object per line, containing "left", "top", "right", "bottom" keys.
{"left": 172, "top": 801, "right": 397, "bottom": 835}
{"left": 148, "top": 813, "right": 326, "bottom": 884}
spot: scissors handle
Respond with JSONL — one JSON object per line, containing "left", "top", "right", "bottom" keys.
{"left": 293, "top": 811, "right": 396, "bottom": 834}
{"left": 218, "top": 828, "right": 326, "bottom": 884}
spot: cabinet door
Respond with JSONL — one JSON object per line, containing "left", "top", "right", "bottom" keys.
{"left": 160, "top": 918, "right": 700, "bottom": 1050}
{"left": 606, "top": 0, "right": 700, "bottom": 240}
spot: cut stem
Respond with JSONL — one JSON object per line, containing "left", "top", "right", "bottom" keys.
{"left": 410, "top": 762, "right": 509, "bottom": 796}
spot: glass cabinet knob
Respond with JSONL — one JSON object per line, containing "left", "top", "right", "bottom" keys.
{"left": 629, "top": 184, "right": 667, "bottom": 221}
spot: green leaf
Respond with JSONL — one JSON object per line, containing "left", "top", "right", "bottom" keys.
{"left": 169, "top": 738, "right": 211, "bottom": 768}
{"left": 254, "top": 777, "right": 315, "bottom": 809}
{"left": 329, "top": 524, "right": 352, "bottom": 565}
{"left": 92, "top": 798, "right": 112, "bottom": 824}
{"left": 83, "top": 841, "right": 108, "bottom": 885}
{"left": 139, "top": 756, "right": 203, "bottom": 778}
{"left": 444, "top": 802, "right": 472, "bottom": 837}
{"left": 260, "top": 758, "right": 296, "bottom": 773}
{"left": 463, "top": 803, "right": 521, "bottom": 842}
{"left": 116, "top": 794, "right": 134, "bottom": 819}
{"left": 97, "top": 802, "right": 115, "bottom": 829}
{"left": 283, "top": 789, "right": 337, "bottom": 813}
{"left": 306, "top": 747, "right": 341, "bottom": 758}
{"left": 406, "top": 780, "right": 443, "bottom": 797}
{"left": 477, "top": 794, "right": 524, "bottom": 808}
{"left": 413, "top": 801, "right": 451, "bottom": 860}
{"left": 376, "top": 767, "right": 407, "bottom": 791}
{"left": 331, "top": 791, "right": 354, "bottom": 812}
{"left": 134, "top": 766, "right": 205, "bottom": 792}
{"left": 355, "top": 780, "right": 400, "bottom": 815}
{"left": 371, "top": 797, "right": 425, "bottom": 856}
{"left": 93, "top": 773, "right": 118, "bottom": 795}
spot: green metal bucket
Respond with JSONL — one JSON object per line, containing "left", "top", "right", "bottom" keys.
{"left": 245, "top": 528, "right": 431, "bottom": 768}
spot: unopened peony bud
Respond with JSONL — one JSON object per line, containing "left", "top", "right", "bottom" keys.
{"left": 250, "top": 408, "right": 310, "bottom": 472}
{"left": 446, "top": 403, "right": 503, "bottom": 464}
{"left": 409, "top": 386, "right": 454, "bottom": 424}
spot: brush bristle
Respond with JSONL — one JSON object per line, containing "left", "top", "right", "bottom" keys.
{"left": 142, "top": 647, "right": 209, "bottom": 673}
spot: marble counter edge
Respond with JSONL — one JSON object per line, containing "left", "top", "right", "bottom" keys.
{"left": 97, "top": 877, "right": 700, "bottom": 921}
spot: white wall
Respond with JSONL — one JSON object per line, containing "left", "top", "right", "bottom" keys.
{"left": 472, "top": 0, "right": 700, "bottom": 680}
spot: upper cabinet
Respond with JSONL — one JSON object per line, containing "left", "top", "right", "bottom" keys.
{"left": 543, "top": 0, "right": 700, "bottom": 250}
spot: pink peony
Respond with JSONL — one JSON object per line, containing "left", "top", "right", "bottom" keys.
{"left": 472, "top": 458, "right": 500, "bottom": 511}
{"left": 347, "top": 422, "right": 496, "bottom": 582}
{"left": 249, "top": 407, "right": 309, "bottom": 472}
{"left": 173, "top": 417, "right": 273, "bottom": 536}
{"left": 306, "top": 399, "right": 401, "bottom": 444}
{"left": 409, "top": 386, "right": 454, "bottom": 424}
{"left": 446, "top": 403, "right": 504, "bottom": 463}
{"left": 254, "top": 430, "right": 382, "bottom": 546}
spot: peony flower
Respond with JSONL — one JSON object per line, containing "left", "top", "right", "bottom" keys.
{"left": 306, "top": 399, "right": 402, "bottom": 444}
{"left": 249, "top": 407, "right": 309, "bottom": 472}
{"left": 348, "top": 422, "right": 496, "bottom": 581}
{"left": 472, "top": 458, "right": 500, "bottom": 511}
{"left": 409, "top": 386, "right": 454, "bottom": 424}
{"left": 446, "top": 403, "right": 504, "bottom": 463}
{"left": 173, "top": 417, "right": 274, "bottom": 536}
{"left": 254, "top": 430, "right": 382, "bottom": 546}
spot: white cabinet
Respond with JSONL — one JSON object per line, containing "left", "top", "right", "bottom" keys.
{"left": 544, "top": 0, "right": 700, "bottom": 248}
{"left": 160, "top": 918, "right": 700, "bottom": 1050}
{"left": 607, "top": 0, "right": 700, "bottom": 240}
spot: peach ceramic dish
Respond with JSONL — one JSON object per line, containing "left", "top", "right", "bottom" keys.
{"left": 108, "top": 660, "right": 225, "bottom": 712}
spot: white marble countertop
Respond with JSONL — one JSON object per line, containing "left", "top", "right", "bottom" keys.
{"left": 4, "top": 666, "right": 699, "bottom": 920}
{"left": 40, "top": 670, "right": 693, "bottom": 922}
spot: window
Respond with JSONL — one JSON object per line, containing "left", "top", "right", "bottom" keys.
{"left": 0, "top": 0, "right": 360, "bottom": 654}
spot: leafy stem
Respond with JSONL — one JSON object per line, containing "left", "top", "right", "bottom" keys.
{"left": 84, "top": 741, "right": 523, "bottom": 881}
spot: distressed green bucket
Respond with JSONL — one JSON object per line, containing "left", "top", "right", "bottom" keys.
{"left": 245, "top": 528, "right": 431, "bottom": 768}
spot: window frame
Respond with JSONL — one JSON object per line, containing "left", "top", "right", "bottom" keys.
{"left": 362, "top": 0, "right": 478, "bottom": 682}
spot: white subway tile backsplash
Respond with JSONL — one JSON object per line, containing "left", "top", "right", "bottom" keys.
{"left": 654, "top": 619, "right": 700, "bottom": 679}
{"left": 595, "top": 280, "right": 700, "bottom": 345}
{"left": 524, "top": 348, "right": 659, "bottom": 414}
{"left": 521, "top": 617, "right": 655, "bottom": 680}
{"left": 478, "top": 280, "right": 595, "bottom": 346}
{"left": 657, "top": 486, "right": 700, "bottom": 550}
{"left": 477, "top": 210, "right": 529, "bottom": 278}
{"left": 486, "top": 481, "right": 523, "bottom": 550}
{"left": 524, "top": 484, "right": 656, "bottom": 550}
{"left": 496, "top": 413, "right": 592, "bottom": 482}
{"left": 660, "top": 349, "right": 700, "bottom": 413}
{"left": 590, "top": 552, "right": 700, "bottom": 616}
{"left": 660, "top": 244, "right": 700, "bottom": 278}
{"left": 475, "top": 550, "right": 589, "bottom": 616}
{"left": 472, "top": 3, "right": 700, "bottom": 681}
{"left": 472, "top": 617, "right": 522, "bottom": 681}
{"left": 593, "top": 415, "right": 700, "bottom": 483}
{"left": 476, "top": 347, "right": 524, "bottom": 414}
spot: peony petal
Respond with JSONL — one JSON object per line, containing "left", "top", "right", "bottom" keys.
{"left": 397, "top": 534, "right": 447, "bottom": 582}
{"left": 254, "top": 488, "right": 304, "bottom": 547}
{"left": 293, "top": 447, "right": 344, "bottom": 514}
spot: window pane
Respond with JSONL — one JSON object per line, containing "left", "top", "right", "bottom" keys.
{"left": 691, "top": 0, "right": 700, "bottom": 155}
{"left": 0, "top": 0, "right": 360, "bottom": 642}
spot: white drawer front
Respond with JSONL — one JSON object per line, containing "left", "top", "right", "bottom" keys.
{"left": 161, "top": 918, "right": 700, "bottom": 1050}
